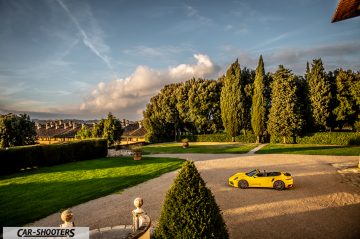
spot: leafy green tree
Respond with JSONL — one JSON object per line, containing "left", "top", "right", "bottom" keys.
{"left": 242, "top": 67, "right": 256, "bottom": 134}
{"left": 308, "top": 59, "right": 332, "bottom": 131}
{"left": 351, "top": 72, "right": 360, "bottom": 131}
{"left": 220, "top": 59, "right": 246, "bottom": 141}
{"left": 251, "top": 55, "right": 266, "bottom": 143}
{"left": 102, "top": 112, "right": 123, "bottom": 146}
{"left": 155, "top": 161, "right": 229, "bottom": 239}
{"left": 188, "top": 79, "right": 222, "bottom": 133}
{"left": 75, "top": 113, "right": 123, "bottom": 145}
{"left": 143, "top": 84, "right": 181, "bottom": 142}
{"left": 333, "top": 69, "right": 357, "bottom": 129}
{"left": 92, "top": 119, "right": 105, "bottom": 138}
{"left": 0, "top": 113, "right": 36, "bottom": 148}
{"left": 267, "top": 66, "right": 303, "bottom": 143}
{"left": 75, "top": 125, "right": 93, "bottom": 140}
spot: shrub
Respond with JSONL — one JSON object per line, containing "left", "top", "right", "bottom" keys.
{"left": 155, "top": 161, "right": 229, "bottom": 239}
{"left": 270, "top": 132, "right": 360, "bottom": 145}
{"left": 0, "top": 139, "right": 107, "bottom": 176}
{"left": 181, "top": 133, "right": 256, "bottom": 143}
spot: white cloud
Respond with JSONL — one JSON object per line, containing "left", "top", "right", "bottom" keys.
{"left": 80, "top": 54, "right": 220, "bottom": 119}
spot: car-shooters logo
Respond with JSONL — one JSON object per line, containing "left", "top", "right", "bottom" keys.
{"left": 3, "top": 227, "right": 89, "bottom": 239}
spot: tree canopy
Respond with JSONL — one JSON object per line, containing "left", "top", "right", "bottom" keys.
{"left": 220, "top": 59, "right": 246, "bottom": 141}
{"left": 267, "top": 66, "right": 303, "bottom": 143}
{"left": 251, "top": 55, "right": 266, "bottom": 143}
{"left": 0, "top": 113, "right": 36, "bottom": 148}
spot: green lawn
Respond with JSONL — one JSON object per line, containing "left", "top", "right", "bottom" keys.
{"left": 256, "top": 144, "right": 360, "bottom": 156}
{"left": 143, "top": 142, "right": 258, "bottom": 154}
{"left": 0, "top": 156, "right": 184, "bottom": 227}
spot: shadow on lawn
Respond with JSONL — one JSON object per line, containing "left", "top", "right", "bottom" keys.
{"left": 0, "top": 157, "right": 183, "bottom": 180}
{"left": 0, "top": 165, "right": 179, "bottom": 227}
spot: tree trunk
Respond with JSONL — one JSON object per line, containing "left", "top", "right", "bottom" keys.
{"left": 256, "top": 135, "right": 260, "bottom": 144}
{"left": 232, "top": 136, "right": 235, "bottom": 142}
{"left": 283, "top": 136, "right": 286, "bottom": 144}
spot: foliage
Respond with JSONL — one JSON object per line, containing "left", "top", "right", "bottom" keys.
{"left": 102, "top": 112, "right": 123, "bottom": 145}
{"left": 220, "top": 59, "right": 246, "bottom": 140}
{"left": 181, "top": 133, "right": 256, "bottom": 143}
{"left": 308, "top": 59, "right": 332, "bottom": 130}
{"left": 269, "top": 132, "right": 360, "bottom": 145}
{"left": 155, "top": 161, "right": 229, "bottom": 239}
{"left": 75, "top": 113, "right": 123, "bottom": 146}
{"left": 143, "top": 142, "right": 257, "bottom": 154}
{"left": 75, "top": 125, "right": 92, "bottom": 140}
{"left": 0, "top": 113, "right": 36, "bottom": 148}
{"left": 0, "top": 156, "right": 183, "bottom": 226}
{"left": 267, "top": 66, "right": 303, "bottom": 143}
{"left": 0, "top": 139, "right": 107, "bottom": 175}
{"left": 143, "top": 84, "right": 181, "bottom": 142}
{"left": 333, "top": 69, "right": 358, "bottom": 129}
{"left": 188, "top": 79, "right": 222, "bottom": 133}
{"left": 131, "top": 145, "right": 143, "bottom": 153}
{"left": 181, "top": 138, "right": 189, "bottom": 143}
{"left": 251, "top": 55, "right": 266, "bottom": 143}
{"left": 257, "top": 144, "right": 360, "bottom": 156}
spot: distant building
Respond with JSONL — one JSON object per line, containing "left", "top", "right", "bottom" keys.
{"left": 35, "top": 119, "right": 146, "bottom": 145}
{"left": 35, "top": 120, "right": 91, "bottom": 144}
{"left": 121, "top": 121, "right": 147, "bottom": 144}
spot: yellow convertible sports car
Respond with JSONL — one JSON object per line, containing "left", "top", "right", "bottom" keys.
{"left": 229, "top": 169, "right": 294, "bottom": 190}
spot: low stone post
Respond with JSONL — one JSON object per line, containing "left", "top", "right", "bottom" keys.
{"left": 132, "top": 198, "right": 145, "bottom": 232}
{"left": 60, "top": 209, "right": 75, "bottom": 228}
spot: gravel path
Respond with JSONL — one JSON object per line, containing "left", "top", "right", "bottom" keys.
{"left": 30, "top": 153, "right": 360, "bottom": 239}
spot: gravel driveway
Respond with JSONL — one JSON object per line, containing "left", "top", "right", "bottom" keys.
{"left": 31, "top": 153, "right": 360, "bottom": 239}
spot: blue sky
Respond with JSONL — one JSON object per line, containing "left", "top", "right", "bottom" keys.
{"left": 0, "top": 0, "right": 359, "bottom": 120}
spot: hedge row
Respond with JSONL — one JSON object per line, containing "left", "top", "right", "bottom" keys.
{"left": 181, "top": 132, "right": 360, "bottom": 146}
{"left": 0, "top": 139, "right": 107, "bottom": 176}
{"left": 181, "top": 133, "right": 256, "bottom": 143}
{"left": 270, "top": 132, "right": 360, "bottom": 145}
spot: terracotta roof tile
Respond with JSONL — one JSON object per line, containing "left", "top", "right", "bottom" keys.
{"left": 332, "top": 0, "right": 360, "bottom": 22}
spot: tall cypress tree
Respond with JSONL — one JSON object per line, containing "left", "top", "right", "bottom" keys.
{"left": 308, "top": 59, "right": 332, "bottom": 131}
{"left": 333, "top": 69, "right": 357, "bottom": 129}
{"left": 220, "top": 59, "right": 246, "bottom": 141}
{"left": 268, "top": 65, "right": 303, "bottom": 144}
{"left": 251, "top": 55, "right": 266, "bottom": 143}
{"left": 155, "top": 161, "right": 229, "bottom": 239}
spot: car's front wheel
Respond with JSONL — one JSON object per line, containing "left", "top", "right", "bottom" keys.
{"left": 238, "top": 180, "right": 248, "bottom": 189}
{"left": 273, "top": 180, "right": 285, "bottom": 190}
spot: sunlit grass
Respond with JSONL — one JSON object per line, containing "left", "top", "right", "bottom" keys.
{"left": 143, "top": 142, "right": 258, "bottom": 154}
{"left": 0, "top": 156, "right": 183, "bottom": 226}
{"left": 256, "top": 144, "right": 360, "bottom": 156}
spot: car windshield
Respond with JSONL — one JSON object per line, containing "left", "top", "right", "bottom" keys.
{"left": 246, "top": 169, "right": 258, "bottom": 177}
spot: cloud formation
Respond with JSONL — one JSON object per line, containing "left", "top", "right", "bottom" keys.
{"left": 80, "top": 54, "right": 220, "bottom": 119}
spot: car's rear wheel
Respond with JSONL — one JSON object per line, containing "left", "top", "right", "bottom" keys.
{"left": 238, "top": 180, "right": 248, "bottom": 189}
{"left": 273, "top": 180, "right": 285, "bottom": 190}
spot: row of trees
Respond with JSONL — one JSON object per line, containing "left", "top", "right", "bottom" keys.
{"left": 143, "top": 57, "right": 359, "bottom": 143}
{"left": 0, "top": 113, "right": 37, "bottom": 148}
{"left": 75, "top": 113, "right": 123, "bottom": 145}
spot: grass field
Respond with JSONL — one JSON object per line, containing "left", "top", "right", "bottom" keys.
{"left": 256, "top": 144, "right": 360, "bottom": 156}
{"left": 0, "top": 156, "right": 183, "bottom": 227}
{"left": 143, "top": 142, "right": 258, "bottom": 154}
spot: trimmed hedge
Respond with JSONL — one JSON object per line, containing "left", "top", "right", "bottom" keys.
{"left": 181, "top": 133, "right": 256, "bottom": 143}
{"left": 0, "top": 139, "right": 107, "bottom": 176}
{"left": 270, "top": 132, "right": 360, "bottom": 145}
